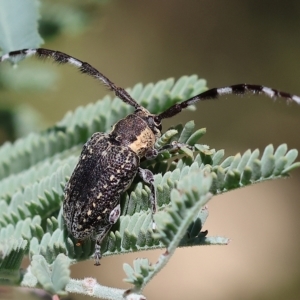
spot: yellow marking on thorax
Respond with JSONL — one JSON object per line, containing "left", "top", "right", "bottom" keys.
{"left": 128, "top": 127, "right": 155, "bottom": 157}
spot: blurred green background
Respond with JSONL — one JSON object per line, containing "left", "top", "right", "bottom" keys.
{"left": 2, "top": 1, "right": 300, "bottom": 299}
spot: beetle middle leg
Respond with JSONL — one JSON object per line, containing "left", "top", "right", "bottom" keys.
{"left": 138, "top": 167, "right": 157, "bottom": 230}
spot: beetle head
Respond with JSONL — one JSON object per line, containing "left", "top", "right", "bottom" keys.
{"left": 134, "top": 107, "right": 162, "bottom": 138}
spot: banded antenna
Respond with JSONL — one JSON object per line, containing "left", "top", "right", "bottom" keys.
{"left": 157, "top": 84, "right": 300, "bottom": 120}
{"left": 1, "top": 48, "right": 299, "bottom": 120}
{"left": 0, "top": 48, "right": 142, "bottom": 110}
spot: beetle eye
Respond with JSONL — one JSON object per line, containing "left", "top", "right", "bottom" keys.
{"left": 150, "top": 116, "right": 162, "bottom": 131}
{"left": 147, "top": 116, "right": 162, "bottom": 132}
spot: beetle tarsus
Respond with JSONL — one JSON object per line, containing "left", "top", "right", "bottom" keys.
{"left": 94, "top": 243, "right": 102, "bottom": 266}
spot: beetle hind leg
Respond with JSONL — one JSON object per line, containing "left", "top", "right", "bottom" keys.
{"left": 138, "top": 167, "right": 157, "bottom": 230}
{"left": 94, "top": 242, "right": 102, "bottom": 266}
{"left": 93, "top": 225, "right": 112, "bottom": 266}
{"left": 93, "top": 203, "right": 121, "bottom": 266}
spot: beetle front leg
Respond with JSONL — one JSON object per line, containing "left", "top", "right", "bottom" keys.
{"left": 138, "top": 167, "right": 157, "bottom": 230}
{"left": 145, "top": 141, "right": 193, "bottom": 160}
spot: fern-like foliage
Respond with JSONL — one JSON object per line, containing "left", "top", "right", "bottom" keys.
{"left": 0, "top": 75, "right": 205, "bottom": 180}
{"left": 0, "top": 76, "right": 298, "bottom": 298}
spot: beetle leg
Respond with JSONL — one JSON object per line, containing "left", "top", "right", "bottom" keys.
{"left": 93, "top": 203, "right": 121, "bottom": 266}
{"left": 93, "top": 225, "right": 112, "bottom": 266}
{"left": 157, "top": 141, "right": 194, "bottom": 154}
{"left": 145, "top": 148, "right": 158, "bottom": 160}
{"left": 93, "top": 228, "right": 109, "bottom": 265}
{"left": 145, "top": 141, "right": 193, "bottom": 160}
{"left": 138, "top": 167, "right": 157, "bottom": 230}
{"left": 94, "top": 242, "right": 102, "bottom": 266}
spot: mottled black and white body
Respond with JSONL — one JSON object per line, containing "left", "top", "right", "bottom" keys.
{"left": 63, "top": 110, "right": 160, "bottom": 264}
{"left": 1, "top": 48, "right": 300, "bottom": 265}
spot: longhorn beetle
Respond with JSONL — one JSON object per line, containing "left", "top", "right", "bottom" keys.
{"left": 1, "top": 48, "right": 300, "bottom": 265}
